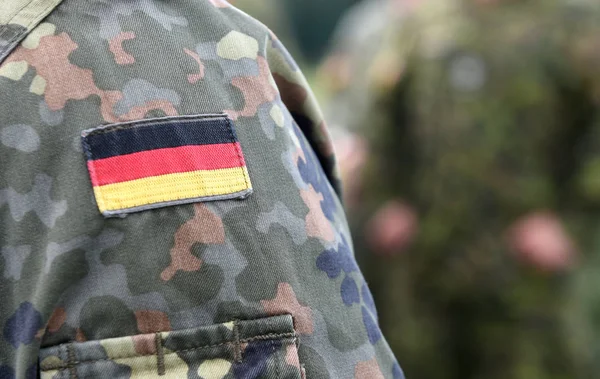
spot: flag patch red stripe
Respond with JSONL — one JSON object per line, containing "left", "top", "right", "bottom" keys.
{"left": 88, "top": 143, "right": 245, "bottom": 187}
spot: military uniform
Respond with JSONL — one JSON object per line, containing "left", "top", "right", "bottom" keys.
{"left": 327, "top": 0, "right": 600, "bottom": 378}
{"left": 319, "top": 0, "right": 398, "bottom": 133}
{"left": 0, "top": 0, "right": 400, "bottom": 378}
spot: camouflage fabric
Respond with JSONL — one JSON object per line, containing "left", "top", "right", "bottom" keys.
{"left": 327, "top": 0, "right": 600, "bottom": 378}
{"left": 39, "top": 315, "right": 299, "bottom": 378}
{"left": 0, "top": 0, "right": 64, "bottom": 62}
{"left": 0, "top": 0, "right": 400, "bottom": 377}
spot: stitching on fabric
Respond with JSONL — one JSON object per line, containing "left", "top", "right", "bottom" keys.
{"left": 100, "top": 183, "right": 250, "bottom": 197}
{"left": 83, "top": 114, "right": 229, "bottom": 137}
{"left": 100, "top": 188, "right": 253, "bottom": 217}
{"left": 155, "top": 332, "right": 165, "bottom": 376}
{"left": 42, "top": 314, "right": 294, "bottom": 353}
{"left": 60, "top": 344, "right": 67, "bottom": 375}
{"left": 97, "top": 182, "right": 250, "bottom": 210}
{"left": 228, "top": 313, "right": 294, "bottom": 323}
{"left": 225, "top": 118, "right": 236, "bottom": 144}
{"left": 81, "top": 135, "right": 103, "bottom": 209}
{"left": 80, "top": 135, "right": 93, "bottom": 161}
{"left": 233, "top": 320, "right": 241, "bottom": 363}
{"left": 40, "top": 332, "right": 298, "bottom": 371}
{"left": 67, "top": 343, "right": 77, "bottom": 379}
{"left": 243, "top": 333, "right": 296, "bottom": 342}
{"left": 100, "top": 178, "right": 250, "bottom": 192}
{"left": 272, "top": 339, "right": 279, "bottom": 378}
{"left": 292, "top": 336, "right": 305, "bottom": 379}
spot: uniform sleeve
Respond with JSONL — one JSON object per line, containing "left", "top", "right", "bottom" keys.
{"left": 0, "top": 0, "right": 400, "bottom": 377}
{"left": 264, "top": 33, "right": 342, "bottom": 194}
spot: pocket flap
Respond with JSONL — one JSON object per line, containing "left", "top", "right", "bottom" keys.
{"left": 40, "top": 314, "right": 301, "bottom": 379}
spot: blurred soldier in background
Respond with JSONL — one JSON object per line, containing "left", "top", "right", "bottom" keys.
{"left": 323, "top": 0, "right": 600, "bottom": 378}
{"left": 320, "top": 0, "right": 396, "bottom": 138}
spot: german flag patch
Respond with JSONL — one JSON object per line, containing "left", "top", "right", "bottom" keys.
{"left": 82, "top": 114, "right": 252, "bottom": 217}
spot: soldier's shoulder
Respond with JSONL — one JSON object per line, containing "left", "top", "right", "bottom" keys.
{"left": 0, "top": 0, "right": 274, "bottom": 59}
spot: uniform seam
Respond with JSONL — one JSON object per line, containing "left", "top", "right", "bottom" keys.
{"left": 97, "top": 184, "right": 250, "bottom": 210}
{"left": 66, "top": 343, "right": 77, "bottom": 379}
{"left": 155, "top": 332, "right": 165, "bottom": 376}
{"left": 272, "top": 339, "right": 279, "bottom": 378}
{"left": 100, "top": 188, "right": 253, "bottom": 216}
{"left": 96, "top": 181, "right": 250, "bottom": 195}
{"left": 40, "top": 332, "right": 298, "bottom": 371}
{"left": 233, "top": 319, "right": 241, "bottom": 363}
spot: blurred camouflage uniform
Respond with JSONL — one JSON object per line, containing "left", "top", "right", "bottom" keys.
{"left": 327, "top": 0, "right": 600, "bottom": 378}
{"left": 0, "top": 0, "right": 401, "bottom": 378}
{"left": 319, "top": 0, "right": 397, "bottom": 133}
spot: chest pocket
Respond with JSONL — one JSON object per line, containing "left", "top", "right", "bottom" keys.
{"left": 39, "top": 314, "right": 301, "bottom": 379}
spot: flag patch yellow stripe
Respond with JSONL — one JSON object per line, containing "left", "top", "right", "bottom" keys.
{"left": 94, "top": 167, "right": 251, "bottom": 214}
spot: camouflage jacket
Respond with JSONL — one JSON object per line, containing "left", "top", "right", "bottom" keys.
{"left": 326, "top": 0, "right": 600, "bottom": 378}
{"left": 0, "top": 1, "right": 400, "bottom": 378}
